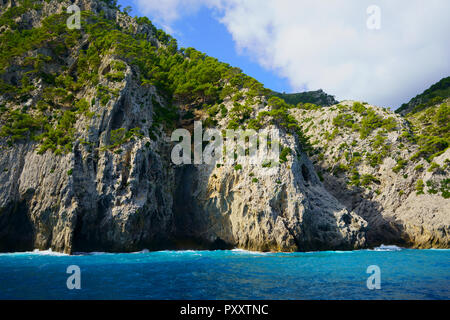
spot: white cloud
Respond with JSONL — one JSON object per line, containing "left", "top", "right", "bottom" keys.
{"left": 134, "top": 0, "right": 222, "bottom": 32}
{"left": 134, "top": 0, "right": 450, "bottom": 107}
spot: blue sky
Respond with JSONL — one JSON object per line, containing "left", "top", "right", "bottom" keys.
{"left": 117, "top": 0, "right": 292, "bottom": 94}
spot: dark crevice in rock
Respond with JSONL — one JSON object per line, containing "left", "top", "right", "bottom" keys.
{"left": 72, "top": 196, "right": 110, "bottom": 253}
{"left": 316, "top": 166, "right": 409, "bottom": 247}
{"left": 301, "top": 164, "right": 310, "bottom": 182}
{"left": 0, "top": 200, "right": 34, "bottom": 252}
{"left": 172, "top": 165, "right": 234, "bottom": 250}
{"left": 110, "top": 96, "right": 126, "bottom": 130}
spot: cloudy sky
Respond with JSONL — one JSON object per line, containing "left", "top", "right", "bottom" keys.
{"left": 119, "top": 0, "right": 450, "bottom": 108}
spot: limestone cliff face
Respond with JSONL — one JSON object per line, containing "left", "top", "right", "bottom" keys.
{"left": 0, "top": 0, "right": 368, "bottom": 253}
{"left": 290, "top": 101, "right": 450, "bottom": 248}
{"left": 0, "top": 0, "right": 447, "bottom": 254}
{"left": 0, "top": 80, "right": 368, "bottom": 253}
{"left": 0, "top": 0, "right": 177, "bottom": 253}
{"left": 173, "top": 127, "right": 366, "bottom": 252}
{"left": 0, "top": 54, "right": 176, "bottom": 253}
{"left": 0, "top": 62, "right": 368, "bottom": 253}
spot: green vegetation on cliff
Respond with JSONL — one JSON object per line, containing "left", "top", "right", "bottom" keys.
{"left": 272, "top": 89, "right": 337, "bottom": 107}
{"left": 0, "top": 0, "right": 271, "bottom": 154}
{"left": 397, "top": 76, "right": 450, "bottom": 115}
{"left": 408, "top": 102, "right": 449, "bottom": 162}
{"left": 0, "top": 0, "right": 448, "bottom": 173}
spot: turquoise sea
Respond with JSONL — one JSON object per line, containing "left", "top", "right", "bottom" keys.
{"left": 0, "top": 246, "right": 448, "bottom": 300}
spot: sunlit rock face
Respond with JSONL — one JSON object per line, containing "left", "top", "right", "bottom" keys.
{"left": 0, "top": 0, "right": 447, "bottom": 254}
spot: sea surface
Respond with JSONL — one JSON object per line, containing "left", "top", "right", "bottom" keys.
{"left": 0, "top": 246, "right": 449, "bottom": 300}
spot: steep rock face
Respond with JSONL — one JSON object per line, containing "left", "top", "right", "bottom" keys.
{"left": 0, "top": 142, "right": 74, "bottom": 252}
{"left": 69, "top": 83, "right": 176, "bottom": 253}
{"left": 0, "top": 58, "right": 176, "bottom": 253}
{"left": 385, "top": 149, "right": 449, "bottom": 248}
{"left": 173, "top": 130, "right": 367, "bottom": 252}
{"left": 290, "top": 101, "right": 450, "bottom": 248}
{"left": 0, "top": 0, "right": 368, "bottom": 253}
{"left": 0, "top": 0, "right": 179, "bottom": 253}
{"left": 0, "top": 82, "right": 369, "bottom": 253}
{"left": 0, "top": 0, "right": 447, "bottom": 254}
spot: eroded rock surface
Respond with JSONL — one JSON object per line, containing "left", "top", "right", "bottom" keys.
{"left": 0, "top": 0, "right": 447, "bottom": 253}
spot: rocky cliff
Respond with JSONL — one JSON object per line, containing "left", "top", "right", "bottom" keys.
{"left": 0, "top": 0, "right": 448, "bottom": 254}
{"left": 290, "top": 100, "right": 449, "bottom": 248}
{"left": 272, "top": 89, "right": 338, "bottom": 107}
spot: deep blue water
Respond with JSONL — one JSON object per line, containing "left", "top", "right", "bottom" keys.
{"left": 0, "top": 247, "right": 448, "bottom": 300}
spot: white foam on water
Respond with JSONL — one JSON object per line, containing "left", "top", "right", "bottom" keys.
{"left": 0, "top": 249, "right": 70, "bottom": 256}
{"left": 373, "top": 244, "right": 403, "bottom": 251}
{"left": 31, "top": 249, "right": 68, "bottom": 256}
{"left": 147, "top": 250, "right": 205, "bottom": 256}
{"left": 130, "top": 249, "right": 150, "bottom": 254}
{"left": 231, "top": 248, "right": 269, "bottom": 255}
{"left": 70, "top": 251, "right": 109, "bottom": 256}
{"left": 323, "top": 250, "right": 353, "bottom": 254}
{"left": 160, "top": 250, "right": 197, "bottom": 253}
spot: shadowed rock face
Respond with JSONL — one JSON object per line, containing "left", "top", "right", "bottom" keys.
{"left": 172, "top": 137, "right": 367, "bottom": 252}
{"left": 0, "top": 69, "right": 177, "bottom": 253}
{"left": 0, "top": 0, "right": 447, "bottom": 254}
